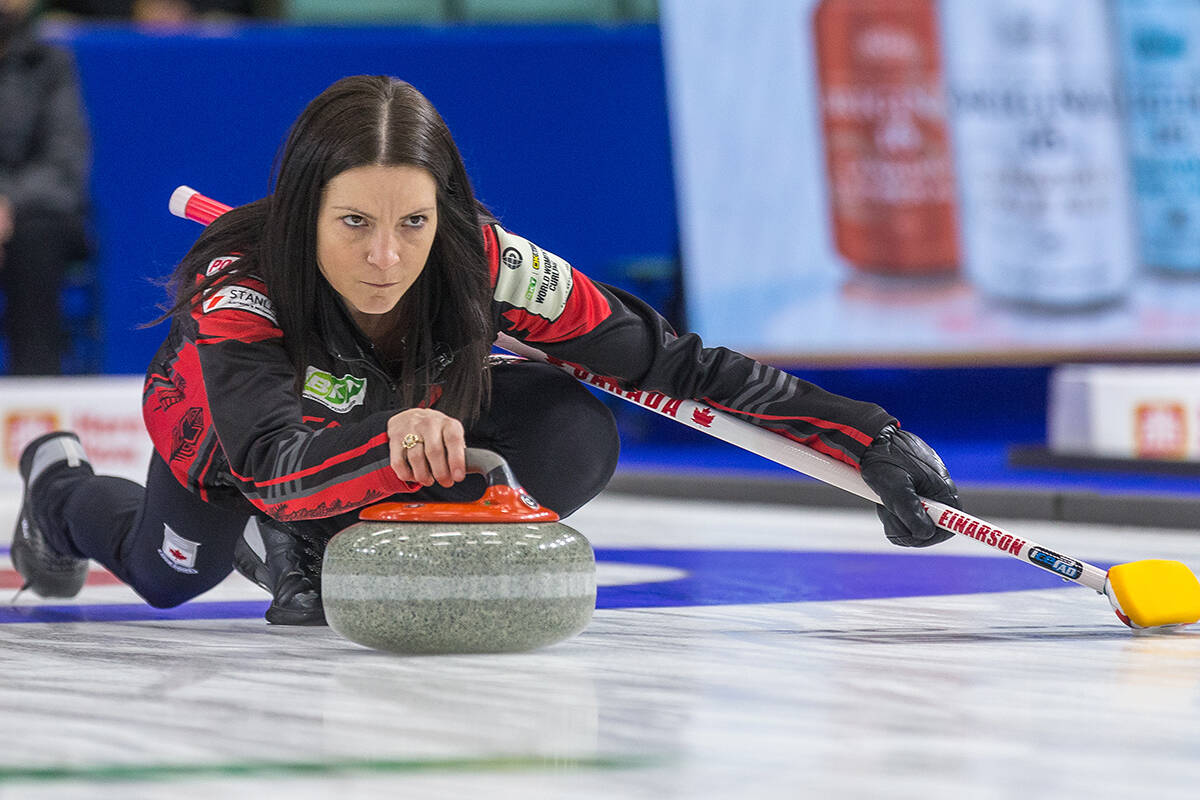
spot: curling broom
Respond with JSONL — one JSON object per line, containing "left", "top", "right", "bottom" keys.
{"left": 168, "top": 185, "right": 1200, "bottom": 630}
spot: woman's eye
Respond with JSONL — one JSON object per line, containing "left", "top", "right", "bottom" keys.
{"left": 341, "top": 214, "right": 367, "bottom": 227}
{"left": 405, "top": 215, "right": 427, "bottom": 228}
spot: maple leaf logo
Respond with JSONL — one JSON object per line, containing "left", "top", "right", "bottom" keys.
{"left": 692, "top": 407, "right": 715, "bottom": 428}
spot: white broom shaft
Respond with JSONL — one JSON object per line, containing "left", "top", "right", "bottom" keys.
{"left": 495, "top": 335, "right": 1109, "bottom": 593}
{"left": 168, "top": 186, "right": 1108, "bottom": 593}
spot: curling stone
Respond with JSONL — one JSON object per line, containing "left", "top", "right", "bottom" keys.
{"left": 322, "top": 448, "right": 595, "bottom": 655}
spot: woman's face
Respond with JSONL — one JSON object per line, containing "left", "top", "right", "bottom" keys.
{"left": 316, "top": 164, "right": 438, "bottom": 337}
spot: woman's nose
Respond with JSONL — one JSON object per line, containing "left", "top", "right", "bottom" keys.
{"left": 366, "top": 231, "right": 400, "bottom": 268}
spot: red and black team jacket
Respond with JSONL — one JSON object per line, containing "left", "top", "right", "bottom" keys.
{"left": 143, "top": 224, "right": 896, "bottom": 523}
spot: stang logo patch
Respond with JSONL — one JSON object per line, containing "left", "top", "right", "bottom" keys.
{"left": 303, "top": 367, "right": 367, "bottom": 413}
{"left": 202, "top": 285, "right": 276, "bottom": 323}
{"left": 492, "top": 229, "right": 573, "bottom": 322}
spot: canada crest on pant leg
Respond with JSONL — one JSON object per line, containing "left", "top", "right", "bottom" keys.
{"left": 158, "top": 525, "right": 200, "bottom": 574}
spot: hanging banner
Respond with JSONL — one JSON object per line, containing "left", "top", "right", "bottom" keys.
{"left": 661, "top": 0, "right": 1200, "bottom": 362}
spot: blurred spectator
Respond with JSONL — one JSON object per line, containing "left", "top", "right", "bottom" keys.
{"left": 0, "top": 0, "right": 91, "bottom": 374}
{"left": 44, "top": 0, "right": 272, "bottom": 23}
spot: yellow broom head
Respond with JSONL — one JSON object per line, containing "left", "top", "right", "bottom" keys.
{"left": 1104, "top": 560, "right": 1200, "bottom": 630}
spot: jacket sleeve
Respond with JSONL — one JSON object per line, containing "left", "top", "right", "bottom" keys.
{"left": 187, "top": 270, "right": 417, "bottom": 521}
{"left": 485, "top": 225, "right": 895, "bottom": 467}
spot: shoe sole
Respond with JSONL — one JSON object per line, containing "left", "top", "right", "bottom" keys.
{"left": 9, "top": 534, "right": 88, "bottom": 597}
{"left": 265, "top": 604, "right": 328, "bottom": 626}
{"left": 13, "top": 433, "right": 89, "bottom": 598}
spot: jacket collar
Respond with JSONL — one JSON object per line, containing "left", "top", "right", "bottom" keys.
{"left": 313, "top": 279, "right": 455, "bottom": 383}
{"left": 315, "top": 280, "right": 374, "bottom": 364}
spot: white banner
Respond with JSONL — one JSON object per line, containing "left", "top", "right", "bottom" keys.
{"left": 0, "top": 377, "right": 152, "bottom": 490}
{"left": 1050, "top": 365, "right": 1200, "bottom": 460}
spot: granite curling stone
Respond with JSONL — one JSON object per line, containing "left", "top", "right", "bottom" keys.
{"left": 322, "top": 448, "right": 596, "bottom": 655}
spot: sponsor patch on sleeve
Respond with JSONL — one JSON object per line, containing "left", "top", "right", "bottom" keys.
{"left": 205, "top": 255, "right": 241, "bottom": 276}
{"left": 201, "top": 284, "right": 277, "bottom": 324}
{"left": 491, "top": 228, "right": 574, "bottom": 322}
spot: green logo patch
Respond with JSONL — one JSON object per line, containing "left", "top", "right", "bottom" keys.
{"left": 303, "top": 367, "right": 367, "bottom": 413}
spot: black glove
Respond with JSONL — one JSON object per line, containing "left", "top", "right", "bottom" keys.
{"left": 859, "top": 425, "right": 960, "bottom": 548}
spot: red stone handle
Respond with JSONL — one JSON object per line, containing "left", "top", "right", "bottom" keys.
{"left": 359, "top": 448, "right": 560, "bottom": 523}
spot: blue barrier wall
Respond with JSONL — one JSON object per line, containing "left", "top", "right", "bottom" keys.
{"left": 53, "top": 23, "right": 677, "bottom": 374}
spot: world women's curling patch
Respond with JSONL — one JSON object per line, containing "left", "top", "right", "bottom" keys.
{"left": 491, "top": 229, "right": 574, "bottom": 322}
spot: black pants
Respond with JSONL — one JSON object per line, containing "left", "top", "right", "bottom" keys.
{"left": 0, "top": 206, "right": 88, "bottom": 375}
{"left": 38, "top": 361, "right": 619, "bottom": 608}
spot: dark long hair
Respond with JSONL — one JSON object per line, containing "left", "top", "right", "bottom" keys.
{"left": 163, "top": 76, "right": 494, "bottom": 422}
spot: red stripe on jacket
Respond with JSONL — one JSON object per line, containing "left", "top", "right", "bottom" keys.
{"left": 702, "top": 397, "right": 875, "bottom": 447}
{"left": 226, "top": 431, "right": 403, "bottom": 490}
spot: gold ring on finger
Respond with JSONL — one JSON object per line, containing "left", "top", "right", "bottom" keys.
{"left": 402, "top": 433, "right": 424, "bottom": 449}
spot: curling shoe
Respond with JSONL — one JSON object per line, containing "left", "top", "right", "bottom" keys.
{"left": 12, "top": 432, "right": 92, "bottom": 598}
{"left": 233, "top": 518, "right": 327, "bottom": 626}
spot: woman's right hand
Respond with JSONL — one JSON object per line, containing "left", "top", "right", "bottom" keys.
{"left": 387, "top": 408, "right": 467, "bottom": 488}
